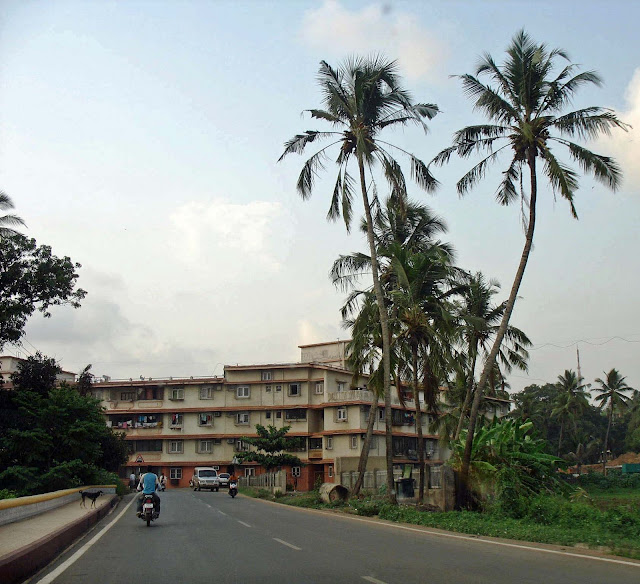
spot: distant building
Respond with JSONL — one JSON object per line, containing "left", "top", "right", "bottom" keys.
{"left": 0, "top": 354, "right": 76, "bottom": 389}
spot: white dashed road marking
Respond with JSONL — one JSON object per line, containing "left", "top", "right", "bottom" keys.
{"left": 273, "top": 538, "right": 302, "bottom": 550}
{"left": 362, "top": 577, "right": 387, "bottom": 584}
{"left": 237, "top": 520, "right": 251, "bottom": 527}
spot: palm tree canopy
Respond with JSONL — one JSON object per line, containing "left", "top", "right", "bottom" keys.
{"left": 280, "top": 57, "right": 439, "bottom": 230}
{"left": 0, "top": 191, "right": 26, "bottom": 237}
{"left": 594, "top": 368, "right": 634, "bottom": 412}
{"left": 431, "top": 29, "right": 628, "bottom": 219}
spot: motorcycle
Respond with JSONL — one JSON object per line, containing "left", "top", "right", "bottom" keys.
{"left": 140, "top": 494, "right": 159, "bottom": 526}
{"left": 229, "top": 481, "right": 238, "bottom": 498}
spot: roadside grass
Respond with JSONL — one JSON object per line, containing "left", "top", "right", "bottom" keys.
{"left": 241, "top": 483, "right": 640, "bottom": 560}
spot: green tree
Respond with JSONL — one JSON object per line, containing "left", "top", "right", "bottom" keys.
{"left": 280, "top": 58, "right": 439, "bottom": 502}
{"left": 0, "top": 234, "right": 86, "bottom": 349}
{"left": 237, "top": 424, "right": 303, "bottom": 470}
{"left": 551, "top": 369, "right": 591, "bottom": 456}
{"left": 593, "top": 368, "right": 634, "bottom": 474}
{"left": 454, "top": 272, "right": 531, "bottom": 441}
{"left": 0, "top": 192, "right": 26, "bottom": 238}
{"left": 0, "top": 353, "right": 127, "bottom": 495}
{"left": 431, "top": 30, "right": 626, "bottom": 492}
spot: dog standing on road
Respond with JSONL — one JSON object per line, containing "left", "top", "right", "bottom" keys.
{"left": 80, "top": 490, "right": 104, "bottom": 508}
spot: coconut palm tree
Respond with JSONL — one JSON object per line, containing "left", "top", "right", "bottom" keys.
{"left": 0, "top": 192, "right": 26, "bottom": 237}
{"left": 430, "top": 30, "right": 627, "bottom": 491}
{"left": 551, "top": 369, "right": 591, "bottom": 456}
{"left": 453, "top": 272, "right": 531, "bottom": 440}
{"left": 280, "top": 57, "right": 439, "bottom": 502}
{"left": 593, "top": 369, "right": 634, "bottom": 474}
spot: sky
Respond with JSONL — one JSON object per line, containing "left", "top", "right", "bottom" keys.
{"left": 1, "top": 0, "right": 638, "bottom": 395}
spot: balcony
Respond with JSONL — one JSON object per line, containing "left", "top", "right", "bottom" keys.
{"left": 327, "top": 390, "right": 374, "bottom": 403}
{"left": 308, "top": 450, "right": 323, "bottom": 460}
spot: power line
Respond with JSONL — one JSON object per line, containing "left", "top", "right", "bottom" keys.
{"left": 529, "top": 335, "right": 640, "bottom": 351}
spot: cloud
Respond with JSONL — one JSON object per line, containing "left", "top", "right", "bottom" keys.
{"left": 596, "top": 68, "right": 640, "bottom": 188}
{"left": 300, "top": 1, "right": 447, "bottom": 81}
{"left": 297, "top": 319, "right": 343, "bottom": 346}
{"left": 169, "top": 198, "right": 293, "bottom": 273}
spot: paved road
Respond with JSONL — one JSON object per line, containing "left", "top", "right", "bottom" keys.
{"left": 31, "top": 489, "right": 640, "bottom": 584}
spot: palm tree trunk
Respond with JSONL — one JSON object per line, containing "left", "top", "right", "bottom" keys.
{"left": 459, "top": 151, "right": 538, "bottom": 505}
{"left": 357, "top": 153, "right": 396, "bottom": 504}
{"left": 455, "top": 345, "right": 478, "bottom": 441}
{"left": 412, "top": 344, "right": 425, "bottom": 503}
{"left": 602, "top": 405, "right": 612, "bottom": 476}
{"left": 352, "top": 395, "right": 378, "bottom": 496}
{"left": 557, "top": 421, "right": 564, "bottom": 458}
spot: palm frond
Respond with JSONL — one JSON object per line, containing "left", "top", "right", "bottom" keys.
{"left": 541, "top": 148, "right": 580, "bottom": 217}
{"left": 278, "top": 131, "right": 335, "bottom": 161}
{"left": 562, "top": 139, "right": 623, "bottom": 190}
{"left": 552, "top": 108, "right": 629, "bottom": 140}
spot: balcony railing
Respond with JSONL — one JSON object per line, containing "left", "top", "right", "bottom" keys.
{"left": 327, "top": 390, "right": 374, "bottom": 402}
{"left": 308, "top": 450, "right": 323, "bottom": 459}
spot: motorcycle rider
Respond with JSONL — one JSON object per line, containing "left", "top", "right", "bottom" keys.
{"left": 228, "top": 472, "right": 238, "bottom": 494}
{"left": 136, "top": 465, "right": 161, "bottom": 517}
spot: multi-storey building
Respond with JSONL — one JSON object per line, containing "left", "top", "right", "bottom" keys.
{"left": 0, "top": 354, "right": 76, "bottom": 389}
{"left": 92, "top": 341, "right": 458, "bottom": 491}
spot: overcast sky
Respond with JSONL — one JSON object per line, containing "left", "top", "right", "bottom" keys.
{"left": 1, "top": 1, "right": 638, "bottom": 395}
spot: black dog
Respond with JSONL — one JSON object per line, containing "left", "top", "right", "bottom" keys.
{"left": 80, "top": 490, "right": 104, "bottom": 508}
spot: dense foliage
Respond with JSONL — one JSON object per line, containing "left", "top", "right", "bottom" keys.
{"left": 0, "top": 353, "right": 128, "bottom": 496}
{"left": 237, "top": 424, "right": 303, "bottom": 470}
{"left": 0, "top": 234, "right": 86, "bottom": 349}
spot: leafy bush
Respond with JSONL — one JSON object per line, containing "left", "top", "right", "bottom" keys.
{"left": 348, "top": 499, "right": 384, "bottom": 516}
{"left": 0, "top": 489, "right": 17, "bottom": 500}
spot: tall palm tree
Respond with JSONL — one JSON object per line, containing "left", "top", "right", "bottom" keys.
{"left": 280, "top": 58, "right": 439, "bottom": 502}
{"left": 593, "top": 368, "right": 634, "bottom": 474}
{"left": 430, "top": 30, "right": 627, "bottom": 491}
{"left": 551, "top": 369, "right": 591, "bottom": 456}
{"left": 453, "top": 272, "right": 531, "bottom": 440}
{"left": 334, "top": 198, "right": 452, "bottom": 497}
{"left": 0, "top": 192, "right": 26, "bottom": 237}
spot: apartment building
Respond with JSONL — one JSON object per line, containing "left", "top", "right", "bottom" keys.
{"left": 0, "top": 354, "right": 76, "bottom": 389}
{"left": 92, "top": 342, "right": 449, "bottom": 491}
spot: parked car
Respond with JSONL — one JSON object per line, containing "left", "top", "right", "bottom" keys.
{"left": 218, "top": 473, "right": 230, "bottom": 488}
{"left": 191, "top": 467, "right": 220, "bottom": 491}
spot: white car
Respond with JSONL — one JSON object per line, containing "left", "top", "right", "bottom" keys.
{"left": 192, "top": 467, "right": 220, "bottom": 491}
{"left": 218, "top": 473, "right": 230, "bottom": 488}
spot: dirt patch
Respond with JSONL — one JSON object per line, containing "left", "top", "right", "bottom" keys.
{"left": 609, "top": 452, "right": 640, "bottom": 466}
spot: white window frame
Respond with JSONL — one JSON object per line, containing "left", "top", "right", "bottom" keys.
{"left": 198, "top": 413, "right": 213, "bottom": 426}
{"left": 121, "top": 391, "right": 135, "bottom": 401}
{"left": 261, "top": 371, "right": 272, "bottom": 381}
{"left": 265, "top": 385, "right": 272, "bottom": 392}
{"left": 170, "top": 468, "right": 182, "bottom": 479}
{"left": 315, "top": 381, "right": 324, "bottom": 394}
{"left": 328, "top": 465, "right": 334, "bottom": 478}
{"left": 198, "top": 440, "right": 213, "bottom": 454}
{"left": 236, "top": 412, "right": 250, "bottom": 425}
{"left": 350, "top": 435, "right": 358, "bottom": 449}
{"left": 337, "top": 381, "right": 346, "bottom": 392}
{"left": 235, "top": 440, "right": 249, "bottom": 452}
{"left": 170, "top": 413, "right": 183, "bottom": 428}
{"left": 236, "top": 385, "right": 250, "bottom": 399}
{"left": 244, "top": 468, "right": 255, "bottom": 477}
{"left": 378, "top": 408, "right": 385, "bottom": 421}
{"left": 200, "top": 386, "right": 214, "bottom": 400}
{"left": 275, "top": 384, "right": 282, "bottom": 392}
{"left": 291, "top": 466, "right": 301, "bottom": 477}
{"left": 169, "top": 440, "right": 183, "bottom": 454}
{"left": 170, "top": 388, "right": 185, "bottom": 400}
{"left": 337, "top": 407, "right": 347, "bottom": 422}
{"left": 326, "top": 436, "right": 333, "bottom": 450}
{"left": 288, "top": 383, "right": 301, "bottom": 397}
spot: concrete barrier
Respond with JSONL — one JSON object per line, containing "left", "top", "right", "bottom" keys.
{"left": 0, "top": 486, "right": 117, "bottom": 527}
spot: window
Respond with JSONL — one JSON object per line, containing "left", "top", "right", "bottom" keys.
{"left": 213, "top": 438, "right": 222, "bottom": 445}
{"left": 170, "top": 413, "right": 183, "bottom": 427}
{"left": 170, "top": 388, "right": 184, "bottom": 400}
{"left": 170, "top": 468, "right": 182, "bottom": 480}
{"left": 213, "top": 411, "right": 222, "bottom": 417}
{"left": 291, "top": 466, "right": 301, "bottom": 477}
{"left": 235, "top": 440, "right": 249, "bottom": 451}
{"left": 200, "top": 386, "right": 214, "bottom": 399}
{"left": 336, "top": 407, "right": 347, "bottom": 422}
{"left": 328, "top": 465, "right": 334, "bottom": 478}
{"left": 198, "top": 440, "right": 213, "bottom": 454}
{"left": 120, "top": 391, "right": 135, "bottom": 401}
{"left": 288, "top": 383, "right": 301, "bottom": 396}
{"left": 289, "top": 437, "right": 307, "bottom": 451}
{"left": 134, "top": 440, "right": 163, "bottom": 452}
{"left": 244, "top": 468, "right": 255, "bottom": 477}
{"left": 266, "top": 411, "right": 272, "bottom": 419}
{"left": 337, "top": 381, "right": 346, "bottom": 392}
{"left": 275, "top": 385, "right": 282, "bottom": 392}
{"left": 285, "top": 408, "right": 306, "bottom": 421}
{"left": 169, "top": 440, "right": 183, "bottom": 454}
{"left": 315, "top": 381, "right": 324, "bottom": 394}
{"left": 261, "top": 371, "right": 272, "bottom": 381}
{"left": 236, "top": 412, "right": 250, "bottom": 425}
{"left": 350, "top": 435, "right": 358, "bottom": 449}
{"left": 198, "top": 413, "right": 213, "bottom": 426}
{"left": 309, "top": 438, "right": 322, "bottom": 450}
{"left": 378, "top": 408, "right": 385, "bottom": 421}
{"left": 326, "top": 437, "right": 333, "bottom": 450}
{"left": 276, "top": 411, "right": 282, "bottom": 419}
{"left": 265, "top": 385, "right": 272, "bottom": 392}
{"left": 236, "top": 385, "right": 250, "bottom": 399}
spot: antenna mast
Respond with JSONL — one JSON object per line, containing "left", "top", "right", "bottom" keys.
{"left": 576, "top": 345, "right": 582, "bottom": 381}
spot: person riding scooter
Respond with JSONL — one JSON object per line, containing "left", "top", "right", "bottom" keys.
{"left": 136, "top": 466, "right": 161, "bottom": 517}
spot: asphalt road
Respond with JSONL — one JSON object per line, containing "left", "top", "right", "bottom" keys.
{"left": 31, "top": 489, "right": 640, "bottom": 584}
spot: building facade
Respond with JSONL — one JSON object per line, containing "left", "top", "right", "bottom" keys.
{"left": 91, "top": 342, "right": 457, "bottom": 491}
